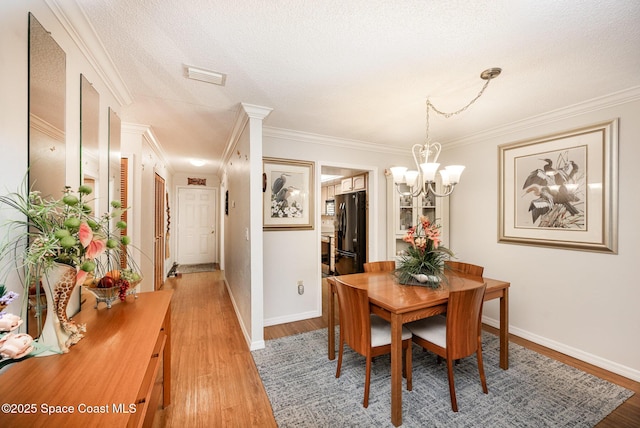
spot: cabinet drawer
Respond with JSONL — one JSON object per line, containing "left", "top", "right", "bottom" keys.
{"left": 128, "top": 331, "right": 167, "bottom": 428}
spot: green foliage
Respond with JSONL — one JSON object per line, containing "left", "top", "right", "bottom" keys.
{"left": 0, "top": 179, "right": 134, "bottom": 291}
{"left": 394, "top": 215, "right": 454, "bottom": 287}
{"left": 395, "top": 244, "right": 453, "bottom": 285}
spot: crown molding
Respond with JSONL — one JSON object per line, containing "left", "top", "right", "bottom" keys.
{"left": 266, "top": 86, "right": 640, "bottom": 155}
{"left": 446, "top": 85, "right": 640, "bottom": 149}
{"left": 263, "top": 127, "right": 407, "bottom": 156}
{"left": 218, "top": 103, "right": 274, "bottom": 176}
{"left": 241, "top": 103, "right": 273, "bottom": 120}
{"left": 30, "top": 113, "right": 64, "bottom": 141}
{"left": 46, "top": 0, "right": 133, "bottom": 106}
{"left": 122, "top": 122, "right": 174, "bottom": 175}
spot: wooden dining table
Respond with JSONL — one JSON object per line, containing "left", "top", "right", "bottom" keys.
{"left": 327, "top": 271, "right": 510, "bottom": 427}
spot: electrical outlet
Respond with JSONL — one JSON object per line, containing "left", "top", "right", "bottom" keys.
{"left": 297, "top": 280, "right": 304, "bottom": 295}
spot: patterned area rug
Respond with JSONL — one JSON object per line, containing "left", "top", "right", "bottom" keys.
{"left": 177, "top": 263, "right": 216, "bottom": 274}
{"left": 252, "top": 329, "right": 632, "bottom": 427}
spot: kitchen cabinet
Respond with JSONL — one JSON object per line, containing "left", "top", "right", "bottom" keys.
{"left": 340, "top": 177, "right": 353, "bottom": 193}
{"left": 386, "top": 172, "right": 449, "bottom": 258}
{"left": 321, "top": 186, "right": 327, "bottom": 214}
{"left": 327, "top": 184, "right": 335, "bottom": 199}
{"left": 352, "top": 174, "right": 366, "bottom": 191}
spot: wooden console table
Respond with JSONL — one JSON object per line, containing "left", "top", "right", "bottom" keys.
{"left": 0, "top": 289, "right": 172, "bottom": 427}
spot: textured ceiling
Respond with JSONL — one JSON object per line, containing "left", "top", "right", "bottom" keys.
{"left": 74, "top": 0, "right": 640, "bottom": 174}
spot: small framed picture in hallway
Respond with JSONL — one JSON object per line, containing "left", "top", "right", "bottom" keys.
{"left": 263, "top": 157, "right": 315, "bottom": 230}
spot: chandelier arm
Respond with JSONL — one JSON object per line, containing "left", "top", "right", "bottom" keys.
{"left": 412, "top": 143, "right": 427, "bottom": 196}
{"left": 426, "top": 182, "right": 455, "bottom": 198}
{"left": 393, "top": 183, "right": 422, "bottom": 197}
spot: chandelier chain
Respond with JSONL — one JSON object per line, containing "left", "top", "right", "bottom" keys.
{"left": 425, "top": 77, "right": 493, "bottom": 141}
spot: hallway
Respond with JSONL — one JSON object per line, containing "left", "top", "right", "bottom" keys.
{"left": 154, "top": 271, "right": 276, "bottom": 427}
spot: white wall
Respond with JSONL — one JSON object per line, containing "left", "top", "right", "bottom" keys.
{"left": 262, "top": 129, "right": 414, "bottom": 326}
{"left": 121, "top": 124, "right": 172, "bottom": 292}
{"left": 443, "top": 90, "right": 640, "bottom": 381}
{"left": 222, "top": 104, "right": 270, "bottom": 350}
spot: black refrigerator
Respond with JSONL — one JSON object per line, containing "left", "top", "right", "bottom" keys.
{"left": 334, "top": 190, "right": 366, "bottom": 275}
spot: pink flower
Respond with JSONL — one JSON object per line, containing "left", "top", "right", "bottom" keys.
{"left": 78, "top": 222, "right": 107, "bottom": 259}
{"left": 76, "top": 269, "right": 88, "bottom": 286}
{"left": 78, "top": 222, "right": 93, "bottom": 248}
{"left": 85, "top": 239, "right": 106, "bottom": 259}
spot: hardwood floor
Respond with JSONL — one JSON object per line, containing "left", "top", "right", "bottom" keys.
{"left": 155, "top": 273, "right": 639, "bottom": 427}
{"left": 153, "top": 271, "right": 276, "bottom": 427}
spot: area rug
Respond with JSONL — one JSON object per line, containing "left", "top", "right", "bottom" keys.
{"left": 252, "top": 329, "right": 633, "bottom": 427}
{"left": 177, "top": 263, "right": 217, "bottom": 274}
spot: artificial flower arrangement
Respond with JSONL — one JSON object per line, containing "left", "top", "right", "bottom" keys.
{"left": 0, "top": 183, "right": 138, "bottom": 292}
{"left": 0, "top": 180, "right": 143, "bottom": 354}
{"left": 395, "top": 215, "right": 453, "bottom": 287}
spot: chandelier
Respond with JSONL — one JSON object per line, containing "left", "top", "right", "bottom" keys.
{"left": 390, "top": 67, "right": 502, "bottom": 197}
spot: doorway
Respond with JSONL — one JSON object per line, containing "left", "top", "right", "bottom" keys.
{"left": 154, "top": 173, "right": 165, "bottom": 291}
{"left": 177, "top": 186, "right": 218, "bottom": 265}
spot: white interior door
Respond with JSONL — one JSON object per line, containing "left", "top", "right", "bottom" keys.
{"left": 177, "top": 187, "right": 217, "bottom": 264}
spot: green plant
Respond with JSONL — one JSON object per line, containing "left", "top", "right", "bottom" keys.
{"left": 395, "top": 216, "right": 453, "bottom": 286}
{"left": 0, "top": 180, "right": 137, "bottom": 292}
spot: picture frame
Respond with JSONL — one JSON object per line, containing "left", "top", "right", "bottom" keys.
{"left": 263, "top": 157, "right": 314, "bottom": 230}
{"left": 498, "top": 119, "right": 618, "bottom": 253}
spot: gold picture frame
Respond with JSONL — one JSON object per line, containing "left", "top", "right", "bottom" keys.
{"left": 498, "top": 120, "right": 618, "bottom": 253}
{"left": 263, "top": 157, "right": 314, "bottom": 230}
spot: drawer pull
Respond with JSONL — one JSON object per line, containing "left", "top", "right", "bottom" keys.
{"left": 136, "top": 398, "right": 146, "bottom": 404}
{"left": 152, "top": 353, "right": 159, "bottom": 358}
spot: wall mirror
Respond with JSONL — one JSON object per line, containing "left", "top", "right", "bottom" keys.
{"left": 28, "top": 13, "right": 66, "bottom": 199}
{"left": 80, "top": 74, "right": 100, "bottom": 214}
{"left": 28, "top": 13, "right": 67, "bottom": 337}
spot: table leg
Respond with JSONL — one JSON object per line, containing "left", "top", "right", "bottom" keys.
{"left": 499, "top": 288, "right": 509, "bottom": 370}
{"left": 390, "top": 312, "right": 403, "bottom": 427}
{"left": 328, "top": 279, "right": 335, "bottom": 360}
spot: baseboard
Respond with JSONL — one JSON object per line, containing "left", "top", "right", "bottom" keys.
{"left": 482, "top": 315, "right": 640, "bottom": 382}
{"left": 264, "top": 309, "right": 322, "bottom": 327}
{"left": 223, "top": 277, "right": 256, "bottom": 349}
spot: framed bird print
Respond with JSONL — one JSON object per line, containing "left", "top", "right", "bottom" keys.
{"left": 498, "top": 120, "right": 618, "bottom": 253}
{"left": 263, "top": 157, "right": 315, "bottom": 230}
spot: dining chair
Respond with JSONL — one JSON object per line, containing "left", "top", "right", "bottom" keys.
{"left": 363, "top": 260, "right": 397, "bottom": 272}
{"left": 407, "top": 283, "right": 488, "bottom": 412}
{"left": 445, "top": 261, "right": 484, "bottom": 277}
{"left": 334, "top": 279, "right": 413, "bottom": 408}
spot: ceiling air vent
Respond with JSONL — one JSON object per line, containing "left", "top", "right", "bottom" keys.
{"left": 185, "top": 65, "right": 226, "bottom": 86}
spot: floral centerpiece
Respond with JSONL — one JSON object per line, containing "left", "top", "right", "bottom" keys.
{"left": 395, "top": 216, "right": 453, "bottom": 287}
{"left": 0, "top": 181, "right": 141, "bottom": 353}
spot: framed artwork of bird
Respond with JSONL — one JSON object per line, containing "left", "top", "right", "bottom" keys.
{"left": 498, "top": 120, "right": 618, "bottom": 253}
{"left": 263, "top": 157, "right": 315, "bottom": 230}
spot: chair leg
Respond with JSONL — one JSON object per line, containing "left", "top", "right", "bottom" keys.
{"left": 445, "top": 357, "right": 458, "bottom": 412}
{"left": 335, "top": 339, "right": 343, "bottom": 378}
{"left": 364, "top": 355, "right": 372, "bottom": 408}
{"left": 477, "top": 347, "right": 488, "bottom": 394}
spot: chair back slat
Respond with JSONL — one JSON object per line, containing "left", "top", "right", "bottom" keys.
{"left": 334, "top": 279, "right": 371, "bottom": 354}
{"left": 446, "top": 284, "right": 487, "bottom": 360}
{"left": 363, "top": 261, "right": 396, "bottom": 272}
{"left": 445, "top": 261, "right": 484, "bottom": 277}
